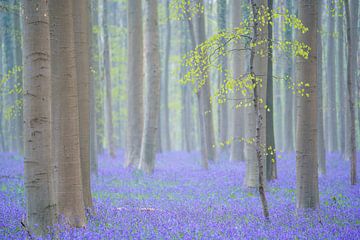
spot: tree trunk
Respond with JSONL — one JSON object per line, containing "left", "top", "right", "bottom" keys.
{"left": 162, "top": 0, "right": 172, "bottom": 152}
{"left": 14, "top": 1, "right": 23, "bottom": 154}
{"left": 217, "top": 0, "right": 228, "bottom": 157}
{"left": 23, "top": 0, "right": 56, "bottom": 235}
{"left": 250, "top": 0, "right": 270, "bottom": 219}
{"left": 283, "top": 0, "right": 295, "bottom": 153}
{"left": 337, "top": 7, "right": 346, "bottom": 155}
{"left": 326, "top": 0, "right": 338, "bottom": 152}
{"left": 194, "top": 0, "right": 216, "bottom": 163}
{"left": 344, "top": 0, "right": 358, "bottom": 185}
{"left": 138, "top": 0, "right": 161, "bottom": 174}
{"left": 49, "top": 0, "right": 86, "bottom": 226}
{"left": 125, "top": 0, "right": 144, "bottom": 167}
{"left": 73, "top": 0, "right": 93, "bottom": 210}
{"left": 266, "top": 0, "right": 277, "bottom": 181}
{"left": 103, "top": 0, "right": 116, "bottom": 158}
{"left": 245, "top": 0, "right": 268, "bottom": 189}
{"left": 3, "top": 2, "right": 16, "bottom": 152}
{"left": 317, "top": 0, "right": 326, "bottom": 175}
{"left": 296, "top": 0, "right": 319, "bottom": 210}
{"left": 90, "top": 0, "right": 99, "bottom": 176}
{"left": 229, "top": 0, "right": 245, "bottom": 162}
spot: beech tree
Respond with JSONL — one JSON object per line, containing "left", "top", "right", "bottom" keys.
{"left": 295, "top": 0, "right": 319, "bottom": 210}
{"left": 49, "top": 0, "right": 86, "bottom": 226}
{"left": 23, "top": 0, "right": 56, "bottom": 234}
{"left": 73, "top": 0, "right": 93, "bottom": 210}
{"left": 344, "top": 0, "right": 358, "bottom": 185}
{"left": 139, "top": 0, "right": 161, "bottom": 174}
{"left": 125, "top": 0, "right": 144, "bottom": 168}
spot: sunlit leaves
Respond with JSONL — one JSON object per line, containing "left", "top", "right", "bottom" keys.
{"left": 179, "top": 3, "right": 311, "bottom": 106}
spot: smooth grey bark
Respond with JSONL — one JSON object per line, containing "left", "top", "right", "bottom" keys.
{"left": 266, "top": 0, "right": 277, "bottom": 181}
{"left": 49, "top": 0, "right": 86, "bottom": 226}
{"left": 102, "top": 0, "right": 116, "bottom": 158}
{"left": 317, "top": 0, "right": 326, "bottom": 175}
{"left": 186, "top": 14, "right": 208, "bottom": 167}
{"left": 337, "top": 8, "right": 346, "bottom": 155}
{"left": 73, "top": 0, "right": 93, "bottom": 210}
{"left": 229, "top": 0, "right": 245, "bottom": 162}
{"left": 23, "top": 0, "right": 56, "bottom": 235}
{"left": 217, "top": 0, "right": 228, "bottom": 155}
{"left": 326, "top": 0, "right": 338, "bottom": 152}
{"left": 139, "top": 0, "right": 161, "bottom": 174}
{"left": 2, "top": 3, "right": 16, "bottom": 152}
{"left": 14, "top": 2, "right": 23, "bottom": 154}
{"left": 180, "top": 22, "right": 193, "bottom": 152}
{"left": 344, "top": 0, "right": 358, "bottom": 185}
{"left": 249, "top": 0, "right": 269, "bottom": 219}
{"left": 194, "top": 0, "right": 216, "bottom": 163}
{"left": 125, "top": 0, "right": 144, "bottom": 168}
{"left": 283, "top": 0, "right": 295, "bottom": 152}
{"left": 245, "top": 0, "right": 268, "bottom": 189}
{"left": 162, "top": 0, "right": 172, "bottom": 152}
{"left": 90, "top": 0, "right": 99, "bottom": 176}
{"left": 296, "top": 0, "right": 319, "bottom": 210}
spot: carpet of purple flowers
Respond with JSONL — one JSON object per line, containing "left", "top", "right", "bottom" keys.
{"left": 0, "top": 150, "right": 359, "bottom": 239}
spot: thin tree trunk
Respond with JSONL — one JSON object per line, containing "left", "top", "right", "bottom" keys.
{"left": 317, "top": 0, "right": 326, "bottom": 175}
{"left": 103, "top": 0, "right": 116, "bottom": 158}
{"left": 296, "top": 0, "right": 319, "bottom": 210}
{"left": 266, "top": 0, "right": 277, "bottom": 181}
{"left": 229, "top": 0, "right": 245, "bottom": 162}
{"left": 139, "top": 0, "right": 161, "bottom": 174}
{"left": 344, "top": 0, "right": 358, "bottom": 185}
{"left": 162, "top": 0, "right": 172, "bottom": 152}
{"left": 217, "top": 0, "right": 228, "bottom": 156}
{"left": 73, "top": 0, "right": 93, "bottom": 210}
{"left": 283, "top": 0, "right": 294, "bottom": 153}
{"left": 249, "top": 0, "right": 269, "bottom": 219}
{"left": 125, "top": 0, "right": 144, "bottom": 167}
{"left": 326, "top": 0, "right": 338, "bottom": 152}
{"left": 14, "top": 1, "right": 23, "bottom": 154}
{"left": 337, "top": 11, "right": 345, "bottom": 155}
{"left": 23, "top": 0, "right": 56, "bottom": 235}
{"left": 49, "top": 0, "right": 86, "bottom": 226}
{"left": 90, "top": 0, "right": 99, "bottom": 176}
{"left": 194, "top": 0, "right": 216, "bottom": 163}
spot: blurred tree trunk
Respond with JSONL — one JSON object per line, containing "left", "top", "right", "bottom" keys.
{"left": 162, "top": 0, "right": 172, "bottom": 152}
{"left": 344, "top": 0, "right": 358, "bottom": 185}
{"left": 102, "top": 0, "right": 116, "bottom": 158}
{"left": 194, "top": 0, "right": 216, "bottom": 164}
{"left": 14, "top": 1, "right": 23, "bottom": 154}
{"left": 337, "top": 6, "right": 346, "bottom": 156}
{"left": 125, "top": 0, "right": 144, "bottom": 167}
{"left": 73, "top": 0, "right": 93, "bottom": 210}
{"left": 283, "top": 0, "right": 295, "bottom": 152}
{"left": 317, "top": 0, "right": 326, "bottom": 175}
{"left": 3, "top": 1, "right": 16, "bottom": 152}
{"left": 266, "top": 0, "right": 277, "bottom": 181}
{"left": 0, "top": 34, "right": 4, "bottom": 152}
{"left": 23, "top": 0, "right": 56, "bottom": 235}
{"left": 49, "top": 0, "right": 86, "bottom": 226}
{"left": 229, "top": 0, "right": 245, "bottom": 162}
{"left": 217, "top": 0, "right": 228, "bottom": 156}
{"left": 90, "top": 0, "right": 99, "bottom": 176}
{"left": 296, "top": 0, "right": 319, "bottom": 210}
{"left": 326, "top": 0, "right": 338, "bottom": 152}
{"left": 180, "top": 22, "right": 193, "bottom": 153}
{"left": 139, "top": 0, "right": 161, "bottom": 174}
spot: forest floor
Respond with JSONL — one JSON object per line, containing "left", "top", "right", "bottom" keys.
{"left": 0, "top": 151, "right": 359, "bottom": 239}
